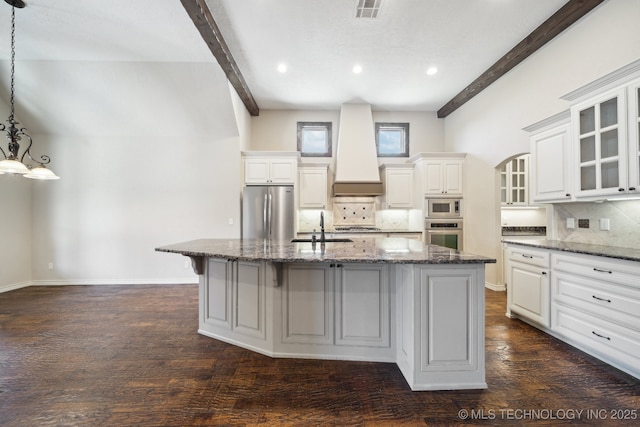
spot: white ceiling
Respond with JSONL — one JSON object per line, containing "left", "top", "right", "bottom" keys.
{"left": 206, "top": 0, "right": 569, "bottom": 111}
{"left": 0, "top": 0, "right": 570, "bottom": 118}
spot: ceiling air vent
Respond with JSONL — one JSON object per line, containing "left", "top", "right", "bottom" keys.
{"left": 355, "top": 0, "right": 381, "bottom": 18}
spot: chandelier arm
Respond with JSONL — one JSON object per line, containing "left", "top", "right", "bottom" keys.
{"left": 0, "top": 145, "right": 6, "bottom": 159}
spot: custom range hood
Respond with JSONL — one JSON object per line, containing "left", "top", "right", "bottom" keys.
{"left": 333, "top": 104, "right": 383, "bottom": 196}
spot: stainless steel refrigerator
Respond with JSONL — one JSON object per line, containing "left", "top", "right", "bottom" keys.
{"left": 242, "top": 185, "right": 295, "bottom": 240}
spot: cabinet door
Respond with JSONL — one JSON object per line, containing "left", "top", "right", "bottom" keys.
{"left": 282, "top": 263, "right": 333, "bottom": 344}
{"left": 422, "top": 159, "right": 463, "bottom": 196}
{"left": 418, "top": 267, "right": 481, "bottom": 372}
{"left": 508, "top": 260, "right": 550, "bottom": 327}
{"left": 233, "top": 261, "right": 267, "bottom": 340}
{"left": 627, "top": 79, "right": 640, "bottom": 194}
{"left": 385, "top": 168, "right": 413, "bottom": 208}
{"left": 244, "top": 159, "right": 270, "bottom": 184}
{"left": 202, "top": 258, "right": 233, "bottom": 330}
{"left": 530, "top": 123, "right": 572, "bottom": 202}
{"left": 442, "top": 160, "right": 463, "bottom": 195}
{"left": 424, "top": 160, "right": 445, "bottom": 194}
{"left": 298, "top": 167, "right": 328, "bottom": 208}
{"left": 269, "top": 159, "right": 296, "bottom": 184}
{"left": 335, "top": 264, "right": 390, "bottom": 348}
{"left": 501, "top": 156, "right": 530, "bottom": 205}
{"left": 573, "top": 88, "right": 627, "bottom": 198}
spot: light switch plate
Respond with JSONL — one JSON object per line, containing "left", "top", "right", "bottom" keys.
{"left": 566, "top": 218, "right": 575, "bottom": 229}
{"left": 599, "top": 218, "right": 610, "bottom": 231}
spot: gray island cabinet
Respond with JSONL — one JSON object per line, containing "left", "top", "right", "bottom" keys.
{"left": 156, "top": 237, "right": 495, "bottom": 391}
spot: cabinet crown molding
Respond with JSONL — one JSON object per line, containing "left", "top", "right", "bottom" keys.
{"left": 523, "top": 110, "right": 570, "bottom": 133}
{"left": 561, "top": 58, "right": 640, "bottom": 103}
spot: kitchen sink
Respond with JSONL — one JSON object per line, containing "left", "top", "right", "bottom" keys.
{"left": 291, "top": 238, "right": 353, "bottom": 243}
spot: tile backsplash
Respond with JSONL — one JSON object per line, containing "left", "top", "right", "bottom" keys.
{"left": 553, "top": 200, "right": 640, "bottom": 249}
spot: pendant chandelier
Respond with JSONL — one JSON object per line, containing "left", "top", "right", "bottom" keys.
{"left": 0, "top": 0, "right": 59, "bottom": 180}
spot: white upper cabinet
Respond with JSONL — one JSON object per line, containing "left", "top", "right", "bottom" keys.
{"left": 424, "top": 159, "right": 463, "bottom": 196}
{"left": 410, "top": 153, "right": 465, "bottom": 199}
{"left": 380, "top": 165, "right": 413, "bottom": 209}
{"left": 527, "top": 111, "right": 573, "bottom": 203}
{"left": 298, "top": 165, "right": 328, "bottom": 209}
{"left": 627, "top": 78, "right": 640, "bottom": 193}
{"left": 242, "top": 152, "right": 299, "bottom": 185}
{"left": 571, "top": 87, "right": 628, "bottom": 199}
{"left": 500, "top": 155, "right": 529, "bottom": 206}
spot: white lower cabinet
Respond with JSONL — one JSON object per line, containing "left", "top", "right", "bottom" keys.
{"left": 505, "top": 243, "right": 640, "bottom": 379}
{"left": 199, "top": 257, "right": 488, "bottom": 390}
{"left": 550, "top": 252, "right": 640, "bottom": 378}
{"left": 200, "top": 258, "right": 269, "bottom": 348}
{"left": 506, "top": 246, "right": 550, "bottom": 327}
{"left": 281, "top": 262, "right": 391, "bottom": 349}
{"left": 396, "top": 264, "right": 486, "bottom": 390}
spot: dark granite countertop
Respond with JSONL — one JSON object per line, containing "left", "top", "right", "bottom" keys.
{"left": 156, "top": 237, "right": 496, "bottom": 265}
{"left": 502, "top": 239, "right": 640, "bottom": 263}
{"left": 501, "top": 226, "right": 546, "bottom": 237}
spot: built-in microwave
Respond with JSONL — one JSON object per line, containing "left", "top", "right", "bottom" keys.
{"left": 425, "top": 198, "right": 462, "bottom": 218}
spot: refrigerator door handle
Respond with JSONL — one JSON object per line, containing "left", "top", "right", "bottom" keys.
{"left": 267, "top": 193, "right": 273, "bottom": 237}
{"left": 263, "top": 193, "right": 268, "bottom": 239}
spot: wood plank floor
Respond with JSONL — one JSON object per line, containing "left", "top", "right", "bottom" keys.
{"left": 0, "top": 285, "right": 638, "bottom": 426}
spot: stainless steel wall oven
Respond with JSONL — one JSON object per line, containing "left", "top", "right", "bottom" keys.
{"left": 425, "top": 219, "right": 463, "bottom": 250}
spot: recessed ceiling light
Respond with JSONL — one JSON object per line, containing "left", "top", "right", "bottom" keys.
{"left": 277, "top": 63, "right": 288, "bottom": 73}
{"left": 352, "top": 65, "right": 363, "bottom": 74}
{"left": 426, "top": 66, "right": 438, "bottom": 76}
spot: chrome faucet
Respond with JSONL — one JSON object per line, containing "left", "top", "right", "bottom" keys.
{"left": 320, "top": 212, "right": 325, "bottom": 243}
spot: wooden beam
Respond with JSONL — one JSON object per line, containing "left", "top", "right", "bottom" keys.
{"left": 437, "top": 0, "right": 605, "bottom": 119}
{"left": 180, "top": 0, "right": 260, "bottom": 116}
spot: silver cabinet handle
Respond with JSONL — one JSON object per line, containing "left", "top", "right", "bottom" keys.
{"left": 592, "top": 295, "right": 611, "bottom": 303}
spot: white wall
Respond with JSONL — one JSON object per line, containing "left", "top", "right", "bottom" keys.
{"left": 0, "top": 94, "right": 33, "bottom": 291}
{"left": 444, "top": 0, "right": 640, "bottom": 287}
{"left": 13, "top": 61, "right": 244, "bottom": 285}
{"left": 250, "top": 109, "right": 443, "bottom": 156}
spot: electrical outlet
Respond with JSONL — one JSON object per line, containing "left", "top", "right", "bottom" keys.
{"left": 566, "top": 218, "right": 575, "bottom": 229}
{"left": 599, "top": 218, "right": 610, "bottom": 231}
{"left": 184, "top": 260, "right": 190, "bottom": 269}
{"left": 48, "top": 262, "right": 53, "bottom": 270}
{"left": 228, "top": 218, "right": 234, "bottom": 225}
{"left": 578, "top": 219, "right": 590, "bottom": 229}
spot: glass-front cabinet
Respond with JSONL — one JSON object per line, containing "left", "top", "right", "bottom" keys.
{"left": 500, "top": 154, "right": 529, "bottom": 206}
{"left": 572, "top": 87, "right": 627, "bottom": 198}
{"left": 628, "top": 79, "right": 640, "bottom": 193}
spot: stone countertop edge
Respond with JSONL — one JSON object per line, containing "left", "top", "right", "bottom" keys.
{"left": 156, "top": 238, "right": 496, "bottom": 265}
{"left": 502, "top": 238, "right": 640, "bottom": 263}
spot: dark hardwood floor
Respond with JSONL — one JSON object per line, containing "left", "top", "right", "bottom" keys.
{"left": 0, "top": 284, "right": 638, "bottom": 426}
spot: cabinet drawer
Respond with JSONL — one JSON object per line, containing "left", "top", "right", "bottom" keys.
{"left": 553, "top": 271, "right": 640, "bottom": 328}
{"left": 552, "top": 253, "right": 640, "bottom": 288}
{"left": 552, "top": 304, "right": 640, "bottom": 378}
{"left": 508, "top": 246, "right": 550, "bottom": 268}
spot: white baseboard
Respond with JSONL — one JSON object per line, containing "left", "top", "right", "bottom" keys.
{"left": 485, "top": 281, "right": 506, "bottom": 292}
{"left": 30, "top": 278, "right": 198, "bottom": 287}
{"left": 0, "top": 281, "right": 32, "bottom": 294}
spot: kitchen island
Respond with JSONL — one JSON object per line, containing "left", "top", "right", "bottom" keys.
{"left": 156, "top": 237, "right": 495, "bottom": 390}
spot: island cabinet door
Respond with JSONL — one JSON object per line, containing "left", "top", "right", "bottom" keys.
{"left": 201, "top": 258, "right": 233, "bottom": 331}
{"left": 334, "top": 264, "right": 391, "bottom": 348}
{"left": 282, "top": 263, "right": 333, "bottom": 345}
{"left": 415, "top": 266, "right": 485, "bottom": 388}
{"left": 233, "top": 260, "right": 267, "bottom": 341}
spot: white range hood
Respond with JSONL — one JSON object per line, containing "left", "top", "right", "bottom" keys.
{"left": 333, "top": 103, "right": 383, "bottom": 196}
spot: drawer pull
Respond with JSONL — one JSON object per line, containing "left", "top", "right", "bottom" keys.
{"left": 592, "top": 295, "right": 611, "bottom": 303}
{"left": 593, "top": 268, "right": 612, "bottom": 274}
{"left": 522, "top": 254, "right": 534, "bottom": 259}
{"left": 591, "top": 331, "right": 611, "bottom": 341}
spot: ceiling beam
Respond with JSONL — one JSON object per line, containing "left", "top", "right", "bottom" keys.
{"left": 437, "top": 0, "right": 605, "bottom": 119}
{"left": 180, "top": 0, "right": 260, "bottom": 116}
